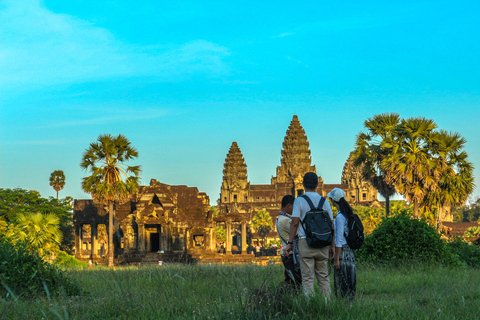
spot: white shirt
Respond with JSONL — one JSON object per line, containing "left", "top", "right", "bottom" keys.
{"left": 276, "top": 215, "right": 291, "bottom": 255}
{"left": 292, "top": 192, "right": 334, "bottom": 239}
{"left": 334, "top": 212, "right": 348, "bottom": 248}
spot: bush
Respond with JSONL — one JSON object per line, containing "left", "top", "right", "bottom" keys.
{"left": 447, "top": 238, "right": 480, "bottom": 268}
{"left": 53, "top": 250, "right": 89, "bottom": 269}
{"left": 0, "top": 236, "right": 83, "bottom": 298}
{"left": 356, "top": 213, "right": 457, "bottom": 265}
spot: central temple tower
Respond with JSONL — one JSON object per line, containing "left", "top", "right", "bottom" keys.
{"left": 272, "top": 115, "right": 317, "bottom": 195}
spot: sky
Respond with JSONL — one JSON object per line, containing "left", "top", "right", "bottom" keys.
{"left": 1, "top": 0, "right": 479, "bottom": 204}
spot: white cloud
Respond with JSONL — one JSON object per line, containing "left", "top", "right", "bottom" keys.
{"left": 46, "top": 107, "right": 170, "bottom": 128}
{"left": 0, "top": 0, "right": 230, "bottom": 88}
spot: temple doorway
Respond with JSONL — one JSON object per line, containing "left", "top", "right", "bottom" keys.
{"left": 150, "top": 233, "right": 160, "bottom": 252}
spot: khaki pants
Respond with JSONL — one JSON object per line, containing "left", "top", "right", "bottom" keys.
{"left": 298, "top": 238, "right": 331, "bottom": 296}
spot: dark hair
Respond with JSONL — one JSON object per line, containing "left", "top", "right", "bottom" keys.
{"left": 303, "top": 172, "right": 318, "bottom": 190}
{"left": 281, "top": 195, "right": 295, "bottom": 208}
{"left": 334, "top": 197, "right": 353, "bottom": 218}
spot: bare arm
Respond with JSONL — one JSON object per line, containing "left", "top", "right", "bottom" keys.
{"left": 329, "top": 222, "right": 335, "bottom": 260}
{"left": 335, "top": 246, "right": 342, "bottom": 269}
{"left": 284, "top": 217, "right": 300, "bottom": 255}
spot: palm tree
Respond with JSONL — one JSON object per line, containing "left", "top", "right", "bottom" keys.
{"left": 381, "top": 117, "right": 441, "bottom": 218}
{"left": 6, "top": 212, "right": 63, "bottom": 257}
{"left": 81, "top": 134, "right": 141, "bottom": 267}
{"left": 251, "top": 209, "right": 273, "bottom": 247}
{"left": 49, "top": 170, "right": 66, "bottom": 199}
{"left": 424, "top": 130, "right": 475, "bottom": 227}
{"left": 354, "top": 113, "right": 400, "bottom": 216}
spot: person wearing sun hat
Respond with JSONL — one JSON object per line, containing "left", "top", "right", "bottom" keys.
{"left": 327, "top": 187, "right": 357, "bottom": 301}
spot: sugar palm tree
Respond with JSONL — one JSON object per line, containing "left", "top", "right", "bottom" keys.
{"left": 382, "top": 117, "right": 441, "bottom": 218}
{"left": 49, "top": 170, "right": 66, "bottom": 200}
{"left": 81, "top": 134, "right": 141, "bottom": 267}
{"left": 354, "top": 113, "right": 400, "bottom": 216}
{"left": 424, "top": 130, "right": 475, "bottom": 227}
{"left": 6, "top": 212, "right": 63, "bottom": 257}
{"left": 252, "top": 209, "right": 273, "bottom": 247}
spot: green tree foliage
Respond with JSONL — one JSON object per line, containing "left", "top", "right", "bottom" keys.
{"left": 3, "top": 212, "right": 62, "bottom": 258}
{"left": 356, "top": 114, "right": 474, "bottom": 222}
{"left": 464, "top": 222, "right": 480, "bottom": 238}
{"left": 446, "top": 238, "right": 480, "bottom": 268}
{"left": 0, "top": 235, "right": 83, "bottom": 298}
{"left": 252, "top": 210, "right": 273, "bottom": 247}
{"left": 215, "top": 226, "right": 226, "bottom": 243}
{"left": 0, "top": 188, "right": 74, "bottom": 253}
{"left": 452, "top": 198, "right": 480, "bottom": 222}
{"left": 354, "top": 113, "right": 400, "bottom": 216}
{"left": 209, "top": 206, "right": 219, "bottom": 217}
{"left": 356, "top": 214, "right": 456, "bottom": 264}
{"left": 81, "top": 134, "right": 141, "bottom": 267}
{"left": 49, "top": 170, "right": 65, "bottom": 200}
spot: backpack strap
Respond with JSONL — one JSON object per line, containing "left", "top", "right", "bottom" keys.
{"left": 317, "top": 197, "right": 326, "bottom": 210}
{"left": 301, "top": 194, "right": 317, "bottom": 210}
{"left": 301, "top": 194, "right": 326, "bottom": 210}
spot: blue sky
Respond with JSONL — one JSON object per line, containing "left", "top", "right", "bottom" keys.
{"left": 1, "top": 0, "right": 479, "bottom": 204}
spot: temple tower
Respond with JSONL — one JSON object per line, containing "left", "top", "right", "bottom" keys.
{"left": 220, "top": 142, "right": 249, "bottom": 205}
{"left": 341, "top": 152, "right": 377, "bottom": 205}
{"left": 274, "top": 115, "right": 316, "bottom": 194}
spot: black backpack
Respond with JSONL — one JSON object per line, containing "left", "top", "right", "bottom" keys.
{"left": 300, "top": 195, "right": 334, "bottom": 248}
{"left": 345, "top": 213, "right": 364, "bottom": 249}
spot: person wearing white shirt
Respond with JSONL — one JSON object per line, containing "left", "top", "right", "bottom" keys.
{"left": 276, "top": 195, "right": 302, "bottom": 289}
{"left": 328, "top": 187, "right": 356, "bottom": 301}
{"left": 284, "top": 172, "right": 335, "bottom": 297}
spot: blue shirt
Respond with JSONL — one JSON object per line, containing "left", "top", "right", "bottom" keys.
{"left": 334, "top": 212, "right": 348, "bottom": 248}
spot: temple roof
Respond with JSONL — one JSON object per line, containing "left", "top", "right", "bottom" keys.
{"left": 275, "top": 115, "right": 316, "bottom": 183}
{"left": 222, "top": 142, "right": 248, "bottom": 189}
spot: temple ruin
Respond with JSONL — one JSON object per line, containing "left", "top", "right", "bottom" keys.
{"left": 73, "top": 115, "right": 379, "bottom": 264}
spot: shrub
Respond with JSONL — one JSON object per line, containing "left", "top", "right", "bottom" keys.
{"left": 356, "top": 213, "right": 457, "bottom": 265}
{"left": 0, "top": 236, "right": 83, "bottom": 298}
{"left": 53, "top": 250, "right": 89, "bottom": 269}
{"left": 446, "top": 238, "right": 480, "bottom": 268}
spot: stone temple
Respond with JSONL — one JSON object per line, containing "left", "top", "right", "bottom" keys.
{"left": 217, "top": 115, "right": 378, "bottom": 243}
{"left": 73, "top": 115, "right": 378, "bottom": 264}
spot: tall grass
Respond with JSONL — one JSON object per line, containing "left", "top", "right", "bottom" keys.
{"left": 2, "top": 263, "right": 479, "bottom": 319}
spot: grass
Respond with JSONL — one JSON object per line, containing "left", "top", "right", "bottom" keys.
{"left": 1, "top": 262, "right": 480, "bottom": 319}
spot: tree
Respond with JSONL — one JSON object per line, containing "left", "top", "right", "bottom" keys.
{"left": 215, "top": 226, "right": 226, "bottom": 243}
{"left": 0, "top": 188, "right": 74, "bottom": 253}
{"left": 49, "top": 170, "right": 66, "bottom": 199}
{"left": 464, "top": 222, "right": 480, "bottom": 238}
{"left": 4, "top": 212, "right": 63, "bottom": 258}
{"left": 354, "top": 113, "right": 400, "bottom": 216}
{"left": 423, "top": 130, "right": 475, "bottom": 227}
{"left": 251, "top": 209, "right": 273, "bottom": 247}
{"left": 382, "top": 117, "right": 441, "bottom": 218}
{"left": 81, "top": 134, "right": 141, "bottom": 267}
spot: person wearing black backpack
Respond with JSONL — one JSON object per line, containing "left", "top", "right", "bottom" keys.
{"left": 327, "top": 187, "right": 357, "bottom": 301}
{"left": 284, "top": 172, "right": 335, "bottom": 297}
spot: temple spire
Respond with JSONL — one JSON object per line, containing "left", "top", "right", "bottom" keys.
{"left": 221, "top": 142, "right": 248, "bottom": 197}
{"left": 276, "top": 115, "right": 316, "bottom": 183}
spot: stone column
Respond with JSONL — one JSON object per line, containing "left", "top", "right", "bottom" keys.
{"left": 226, "top": 219, "right": 232, "bottom": 254}
{"left": 241, "top": 221, "right": 247, "bottom": 254}
{"left": 210, "top": 228, "right": 215, "bottom": 251}
{"left": 74, "top": 225, "right": 80, "bottom": 258}
{"left": 138, "top": 224, "right": 145, "bottom": 253}
{"left": 91, "top": 223, "right": 97, "bottom": 258}
{"left": 185, "top": 228, "right": 190, "bottom": 251}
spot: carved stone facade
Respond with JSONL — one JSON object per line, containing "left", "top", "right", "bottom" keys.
{"left": 73, "top": 179, "right": 225, "bottom": 262}
{"left": 218, "top": 115, "right": 379, "bottom": 241}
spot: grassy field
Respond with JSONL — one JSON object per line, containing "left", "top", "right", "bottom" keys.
{"left": 1, "top": 262, "right": 479, "bottom": 319}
